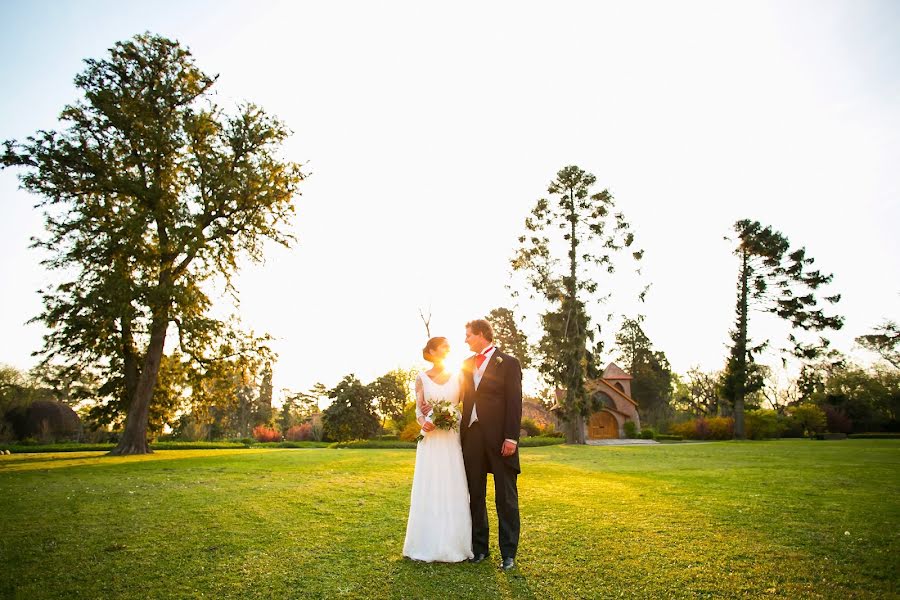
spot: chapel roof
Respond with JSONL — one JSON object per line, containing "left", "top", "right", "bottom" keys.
{"left": 601, "top": 362, "right": 633, "bottom": 380}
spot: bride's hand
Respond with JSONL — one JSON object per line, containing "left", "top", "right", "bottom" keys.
{"left": 422, "top": 422, "right": 436, "bottom": 432}
{"left": 420, "top": 401, "right": 432, "bottom": 416}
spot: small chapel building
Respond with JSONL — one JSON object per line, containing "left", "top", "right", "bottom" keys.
{"left": 555, "top": 362, "right": 642, "bottom": 440}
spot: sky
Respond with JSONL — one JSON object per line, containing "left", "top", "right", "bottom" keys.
{"left": 1, "top": 0, "right": 898, "bottom": 403}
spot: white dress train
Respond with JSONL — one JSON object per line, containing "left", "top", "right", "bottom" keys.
{"left": 402, "top": 372, "right": 473, "bottom": 562}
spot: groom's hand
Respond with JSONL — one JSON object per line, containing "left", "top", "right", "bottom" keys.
{"left": 501, "top": 440, "right": 517, "bottom": 457}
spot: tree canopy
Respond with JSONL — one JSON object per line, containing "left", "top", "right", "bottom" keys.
{"left": 1, "top": 34, "right": 305, "bottom": 454}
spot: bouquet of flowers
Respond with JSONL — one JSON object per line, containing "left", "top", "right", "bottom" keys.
{"left": 415, "top": 398, "right": 460, "bottom": 442}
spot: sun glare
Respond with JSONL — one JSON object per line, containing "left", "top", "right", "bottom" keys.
{"left": 442, "top": 345, "right": 468, "bottom": 377}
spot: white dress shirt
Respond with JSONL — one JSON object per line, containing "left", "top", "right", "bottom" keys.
{"left": 469, "top": 346, "right": 517, "bottom": 446}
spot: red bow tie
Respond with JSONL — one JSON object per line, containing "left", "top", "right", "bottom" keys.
{"left": 474, "top": 348, "right": 494, "bottom": 369}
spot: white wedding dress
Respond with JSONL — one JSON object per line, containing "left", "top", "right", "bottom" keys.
{"left": 402, "top": 371, "right": 474, "bottom": 562}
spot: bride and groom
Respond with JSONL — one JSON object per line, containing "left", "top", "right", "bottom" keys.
{"left": 402, "top": 319, "right": 523, "bottom": 570}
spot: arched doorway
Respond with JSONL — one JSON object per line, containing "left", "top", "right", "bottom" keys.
{"left": 588, "top": 410, "right": 619, "bottom": 439}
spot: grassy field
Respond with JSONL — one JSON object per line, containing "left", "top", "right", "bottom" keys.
{"left": 0, "top": 440, "right": 897, "bottom": 599}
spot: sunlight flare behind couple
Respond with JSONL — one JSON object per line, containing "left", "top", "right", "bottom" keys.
{"left": 402, "top": 319, "right": 523, "bottom": 571}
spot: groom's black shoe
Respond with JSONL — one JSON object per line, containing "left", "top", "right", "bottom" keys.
{"left": 468, "top": 553, "right": 489, "bottom": 564}
{"left": 501, "top": 557, "right": 515, "bottom": 571}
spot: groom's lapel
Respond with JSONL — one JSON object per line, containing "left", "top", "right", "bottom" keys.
{"left": 481, "top": 349, "right": 502, "bottom": 382}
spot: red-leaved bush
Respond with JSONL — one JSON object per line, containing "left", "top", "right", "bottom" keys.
{"left": 285, "top": 423, "right": 313, "bottom": 441}
{"left": 252, "top": 425, "right": 281, "bottom": 442}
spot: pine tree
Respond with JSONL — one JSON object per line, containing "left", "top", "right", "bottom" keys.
{"left": 511, "top": 165, "right": 644, "bottom": 443}
{"left": 722, "top": 220, "right": 843, "bottom": 438}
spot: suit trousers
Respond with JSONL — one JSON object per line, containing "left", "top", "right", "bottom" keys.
{"left": 462, "top": 421, "right": 520, "bottom": 559}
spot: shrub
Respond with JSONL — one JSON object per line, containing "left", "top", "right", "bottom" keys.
{"left": 252, "top": 425, "right": 281, "bottom": 443}
{"left": 670, "top": 420, "right": 695, "bottom": 439}
{"left": 640, "top": 427, "right": 656, "bottom": 440}
{"left": 520, "top": 417, "right": 542, "bottom": 437}
{"left": 399, "top": 420, "right": 422, "bottom": 442}
{"left": 623, "top": 421, "right": 638, "bottom": 439}
{"left": 670, "top": 417, "right": 733, "bottom": 440}
{"left": 790, "top": 404, "right": 827, "bottom": 436}
{"left": 252, "top": 441, "right": 329, "bottom": 448}
{"left": 540, "top": 423, "right": 560, "bottom": 437}
{"left": 706, "top": 416, "right": 734, "bottom": 440}
{"left": 655, "top": 434, "right": 683, "bottom": 441}
{"left": 848, "top": 432, "right": 900, "bottom": 439}
{"left": 745, "top": 409, "right": 785, "bottom": 440}
{"left": 330, "top": 439, "right": 416, "bottom": 449}
{"left": 285, "top": 424, "right": 313, "bottom": 441}
{"left": 518, "top": 436, "right": 565, "bottom": 447}
{"left": 822, "top": 405, "right": 853, "bottom": 434}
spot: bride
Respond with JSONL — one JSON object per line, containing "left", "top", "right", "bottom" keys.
{"left": 402, "top": 336, "right": 473, "bottom": 562}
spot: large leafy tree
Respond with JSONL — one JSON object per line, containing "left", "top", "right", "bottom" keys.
{"left": 721, "top": 220, "right": 842, "bottom": 439}
{"left": 511, "top": 165, "right": 644, "bottom": 443}
{"left": 673, "top": 368, "right": 724, "bottom": 417}
{"left": 1, "top": 34, "right": 304, "bottom": 454}
{"left": 615, "top": 316, "right": 673, "bottom": 427}
{"left": 368, "top": 368, "right": 414, "bottom": 430}
{"left": 487, "top": 307, "right": 532, "bottom": 369}
{"left": 322, "top": 375, "right": 379, "bottom": 442}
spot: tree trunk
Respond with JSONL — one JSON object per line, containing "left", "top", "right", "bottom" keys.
{"left": 121, "top": 316, "right": 139, "bottom": 404}
{"left": 109, "top": 309, "right": 169, "bottom": 455}
{"left": 733, "top": 251, "right": 749, "bottom": 440}
{"left": 564, "top": 415, "right": 581, "bottom": 444}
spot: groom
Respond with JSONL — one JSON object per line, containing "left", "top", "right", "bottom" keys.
{"left": 460, "top": 318, "right": 523, "bottom": 570}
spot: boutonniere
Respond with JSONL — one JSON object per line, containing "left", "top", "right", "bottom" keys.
{"left": 495, "top": 356, "right": 504, "bottom": 365}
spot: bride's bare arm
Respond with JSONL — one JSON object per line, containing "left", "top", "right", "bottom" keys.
{"left": 415, "top": 376, "right": 426, "bottom": 426}
{"left": 416, "top": 375, "right": 435, "bottom": 431}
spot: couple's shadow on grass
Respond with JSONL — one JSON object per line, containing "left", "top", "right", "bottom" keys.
{"left": 392, "top": 556, "right": 535, "bottom": 600}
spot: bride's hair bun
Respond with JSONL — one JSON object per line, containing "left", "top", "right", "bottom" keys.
{"left": 422, "top": 336, "right": 448, "bottom": 362}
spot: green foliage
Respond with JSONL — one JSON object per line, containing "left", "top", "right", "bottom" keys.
{"left": 249, "top": 441, "right": 329, "bottom": 448}
{"left": 322, "top": 375, "right": 379, "bottom": 442}
{"left": 671, "top": 417, "right": 735, "bottom": 440}
{"left": 640, "top": 427, "right": 656, "bottom": 440}
{"left": 623, "top": 421, "right": 638, "bottom": 439}
{"left": 654, "top": 434, "right": 683, "bottom": 441}
{"left": 722, "top": 220, "right": 843, "bottom": 439}
{"left": 329, "top": 440, "right": 416, "bottom": 449}
{"left": 368, "top": 369, "right": 414, "bottom": 427}
{"left": 511, "top": 166, "right": 644, "bottom": 443}
{"left": 0, "top": 441, "right": 252, "bottom": 453}
{"left": 486, "top": 307, "right": 532, "bottom": 369}
{"left": 789, "top": 404, "right": 827, "bottom": 436}
{"left": 1, "top": 33, "right": 304, "bottom": 454}
{"left": 520, "top": 417, "right": 542, "bottom": 437}
{"left": 855, "top": 320, "right": 899, "bottom": 369}
{"left": 517, "top": 436, "right": 566, "bottom": 447}
{"left": 279, "top": 383, "right": 325, "bottom": 433}
{"left": 744, "top": 409, "right": 786, "bottom": 440}
{"left": 809, "top": 363, "right": 900, "bottom": 432}
{"left": 398, "top": 419, "right": 422, "bottom": 442}
{"left": 616, "top": 315, "right": 674, "bottom": 427}
{"left": 848, "top": 433, "right": 900, "bottom": 439}
{"left": 673, "top": 368, "right": 726, "bottom": 417}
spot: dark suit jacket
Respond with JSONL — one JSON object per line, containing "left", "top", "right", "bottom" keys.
{"left": 460, "top": 349, "right": 523, "bottom": 473}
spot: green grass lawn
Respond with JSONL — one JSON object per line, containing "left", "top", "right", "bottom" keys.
{"left": 0, "top": 441, "right": 897, "bottom": 599}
